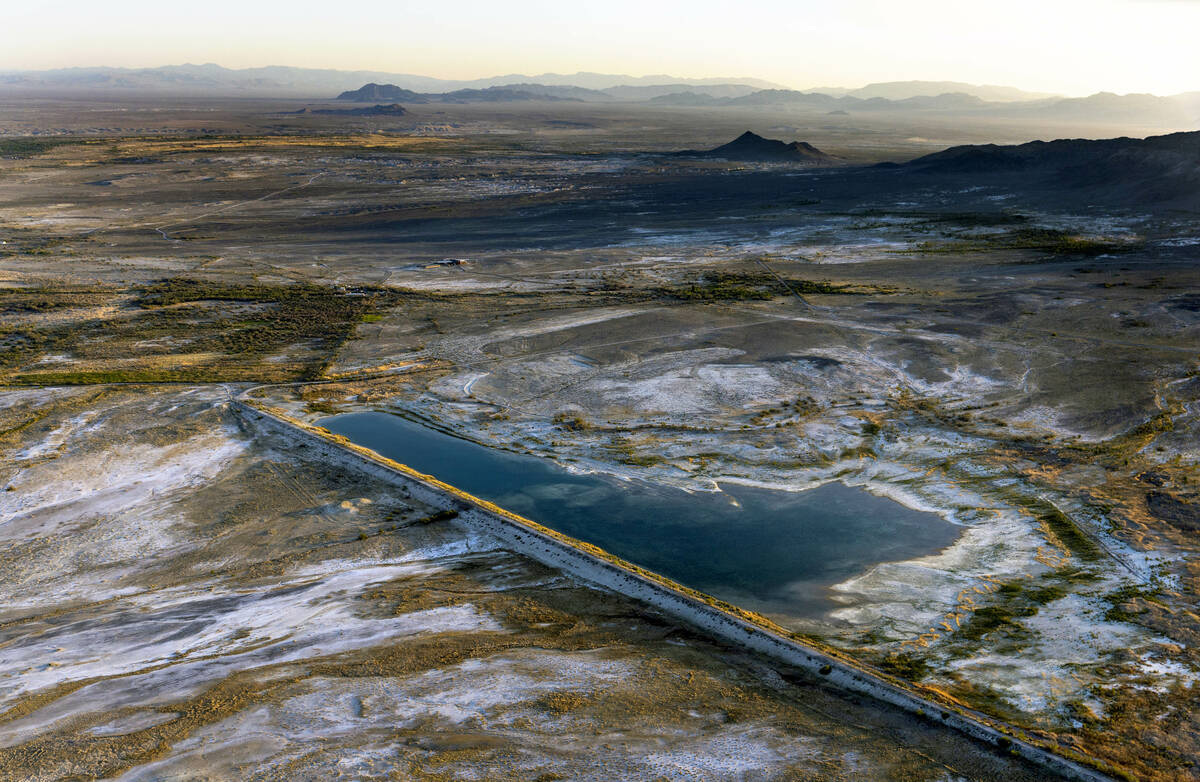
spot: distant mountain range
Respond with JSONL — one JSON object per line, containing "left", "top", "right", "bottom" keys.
{"left": 0, "top": 63, "right": 784, "bottom": 96}
{"left": 651, "top": 88, "right": 1200, "bottom": 123}
{"left": 2, "top": 64, "right": 1196, "bottom": 128}
{"left": 805, "top": 80, "right": 1058, "bottom": 102}
{"left": 335, "top": 83, "right": 608, "bottom": 103}
{"left": 333, "top": 80, "right": 1200, "bottom": 127}
{"left": 675, "top": 131, "right": 837, "bottom": 163}
{"left": 333, "top": 82, "right": 769, "bottom": 104}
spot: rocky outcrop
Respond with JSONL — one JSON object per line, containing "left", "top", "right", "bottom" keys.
{"left": 896, "top": 130, "right": 1200, "bottom": 208}
{"left": 676, "top": 131, "right": 838, "bottom": 163}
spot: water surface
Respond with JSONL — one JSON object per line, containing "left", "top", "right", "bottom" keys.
{"left": 320, "top": 411, "right": 959, "bottom": 622}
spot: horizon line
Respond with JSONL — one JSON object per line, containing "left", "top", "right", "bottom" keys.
{"left": 0, "top": 61, "right": 1066, "bottom": 97}
{"left": 3, "top": 61, "right": 1196, "bottom": 100}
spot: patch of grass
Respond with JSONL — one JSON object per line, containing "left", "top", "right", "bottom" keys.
{"left": 4, "top": 368, "right": 264, "bottom": 385}
{"left": 1128, "top": 411, "right": 1175, "bottom": 439}
{"left": 417, "top": 509, "right": 459, "bottom": 525}
{"left": 875, "top": 653, "right": 929, "bottom": 680}
{"left": 652, "top": 272, "right": 872, "bottom": 303}
{"left": 537, "top": 692, "right": 588, "bottom": 714}
{"left": 1039, "top": 506, "right": 1104, "bottom": 562}
{"left": 958, "top": 605, "right": 1034, "bottom": 640}
{"left": 2, "top": 278, "right": 407, "bottom": 385}
{"left": 1006, "top": 228, "right": 1140, "bottom": 255}
{"left": 0, "top": 137, "right": 83, "bottom": 159}
{"left": 136, "top": 280, "right": 396, "bottom": 375}
{"left": 619, "top": 453, "right": 664, "bottom": 467}
{"left": 0, "top": 288, "right": 109, "bottom": 314}
{"left": 1103, "top": 584, "right": 1165, "bottom": 622}
{"left": 607, "top": 438, "right": 666, "bottom": 467}
{"left": 1025, "top": 584, "right": 1068, "bottom": 604}
{"left": 0, "top": 236, "right": 72, "bottom": 259}
{"left": 1050, "top": 566, "right": 1101, "bottom": 585}
{"left": 0, "top": 409, "right": 50, "bottom": 441}
{"left": 552, "top": 413, "right": 591, "bottom": 431}
{"left": 956, "top": 577, "right": 1072, "bottom": 641}
{"left": 657, "top": 272, "right": 776, "bottom": 302}
{"left": 996, "top": 581, "right": 1025, "bottom": 598}
{"left": 908, "top": 226, "right": 1142, "bottom": 257}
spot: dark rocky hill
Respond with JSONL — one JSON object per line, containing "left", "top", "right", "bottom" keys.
{"left": 897, "top": 130, "right": 1200, "bottom": 207}
{"left": 335, "top": 82, "right": 587, "bottom": 104}
{"left": 336, "top": 83, "right": 427, "bottom": 102}
{"left": 676, "top": 131, "right": 838, "bottom": 163}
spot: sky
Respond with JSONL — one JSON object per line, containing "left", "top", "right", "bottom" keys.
{"left": 4, "top": 0, "right": 1199, "bottom": 96}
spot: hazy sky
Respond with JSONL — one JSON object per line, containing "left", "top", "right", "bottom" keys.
{"left": 6, "top": 0, "right": 1198, "bottom": 95}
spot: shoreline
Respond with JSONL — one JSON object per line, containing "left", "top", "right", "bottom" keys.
{"left": 232, "top": 398, "right": 1118, "bottom": 782}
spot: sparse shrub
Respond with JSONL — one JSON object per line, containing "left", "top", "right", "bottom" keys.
{"left": 417, "top": 509, "right": 460, "bottom": 524}
{"left": 876, "top": 653, "right": 929, "bottom": 680}
{"left": 552, "top": 413, "right": 590, "bottom": 431}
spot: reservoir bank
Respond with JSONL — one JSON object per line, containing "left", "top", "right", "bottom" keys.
{"left": 320, "top": 411, "right": 960, "bottom": 623}
{"left": 233, "top": 401, "right": 1116, "bottom": 781}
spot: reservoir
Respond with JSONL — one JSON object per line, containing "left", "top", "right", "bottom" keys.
{"left": 319, "top": 411, "right": 960, "bottom": 623}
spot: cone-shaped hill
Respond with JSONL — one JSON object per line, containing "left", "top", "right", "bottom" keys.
{"left": 676, "top": 131, "right": 838, "bottom": 163}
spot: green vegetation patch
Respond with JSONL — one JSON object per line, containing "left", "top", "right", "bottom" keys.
{"left": 0, "top": 288, "right": 111, "bottom": 314}
{"left": 4, "top": 369, "right": 254, "bottom": 385}
{"left": 1039, "top": 506, "right": 1104, "bottom": 562}
{"left": 1049, "top": 566, "right": 1101, "bottom": 585}
{"left": 653, "top": 271, "right": 872, "bottom": 302}
{"left": 552, "top": 413, "right": 591, "bottom": 431}
{"left": 957, "top": 576, "right": 1074, "bottom": 641}
{"left": 1103, "top": 583, "right": 1165, "bottom": 623}
{"left": 0, "top": 137, "right": 85, "bottom": 159}
{"left": 910, "top": 226, "right": 1142, "bottom": 256}
{"left": 875, "top": 652, "right": 930, "bottom": 681}
{"left": 0, "top": 235, "right": 73, "bottom": 259}
{"left": 606, "top": 438, "right": 666, "bottom": 467}
{"left": 958, "top": 604, "right": 1037, "bottom": 641}
{"left": 1005, "top": 228, "right": 1140, "bottom": 255}
{"left": 2, "top": 278, "right": 408, "bottom": 385}
{"left": 417, "top": 509, "right": 460, "bottom": 525}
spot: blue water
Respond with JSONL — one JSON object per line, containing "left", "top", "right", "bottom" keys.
{"left": 319, "top": 411, "right": 959, "bottom": 621}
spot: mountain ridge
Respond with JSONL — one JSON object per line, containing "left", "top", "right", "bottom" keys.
{"left": 818, "top": 80, "right": 1060, "bottom": 102}
{"left": 0, "top": 64, "right": 783, "bottom": 96}
{"left": 893, "top": 129, "right": 1200, "bottom": 207}
{"left": 3, "top": 65, "right": 1194, "bottom": 127}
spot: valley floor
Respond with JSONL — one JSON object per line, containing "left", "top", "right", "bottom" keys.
{"left": 1, "top": 100, "right": 1198, "bottom": 779}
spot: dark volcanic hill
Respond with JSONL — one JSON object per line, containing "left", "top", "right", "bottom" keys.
{"left": 677, "top": 131, "right": 837, "bottom": 163}
{"left": 336, "top": 83, "right": 427, "bottom": 102}
{"left": 335, "top": 82, "right": 585, "bottom": 104}
{"left": 897, "top": 130, "right": 1200, "bottom": 207}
